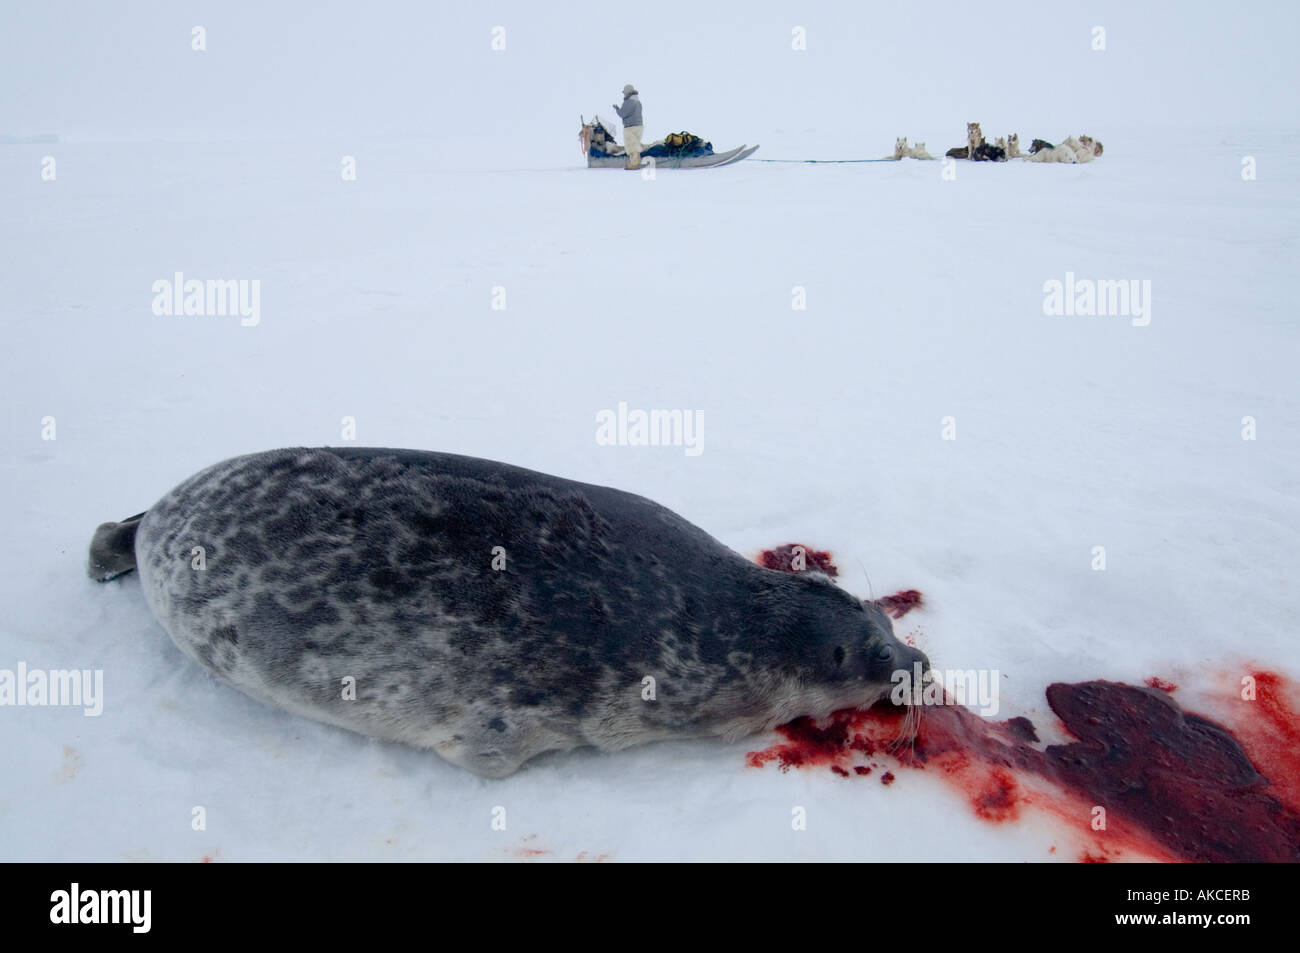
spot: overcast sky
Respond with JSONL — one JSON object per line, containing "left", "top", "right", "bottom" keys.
{"left": 3, "top": 1, "right": 1297, "bottom": 147}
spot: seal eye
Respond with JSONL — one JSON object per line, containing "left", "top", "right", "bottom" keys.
{"left": 833, "top": 646, "right": 845, "bottom": 667}
{"left": 874, "top": 643, "right": 894, "bottom": 661}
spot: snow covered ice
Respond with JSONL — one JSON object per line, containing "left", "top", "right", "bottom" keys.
{"left": 1, "top": 2, "right": 1298, "bottom": 861}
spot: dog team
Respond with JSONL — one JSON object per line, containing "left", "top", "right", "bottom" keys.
{"left": 886, "top": 123, "right": 1103, "bottom": 163}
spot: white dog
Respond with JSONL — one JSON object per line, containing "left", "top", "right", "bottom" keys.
{"left": 1028, "top": 143, "right": 1078, "bottom": 163}
{"left": 906, "top": 140, "right": 933, "bottom": 159}
{"left": 1005, "top": 133, "right": 1022, "bottom": 158}
{"left": 1055, "top": 134, "right": 1104, "bottom": 163}
{"left": 1075, "top": 134, "right": 1103, "bottom": 162}
{"left": 887, "top": 136, "right": 909, "bottom": 160}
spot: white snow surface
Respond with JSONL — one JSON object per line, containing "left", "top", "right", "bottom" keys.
{"left": 2, "top": 3, "right": 1299, "bottom": 862}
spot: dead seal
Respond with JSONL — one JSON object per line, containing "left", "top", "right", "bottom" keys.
{"left": 89, "top": 447, "right": 928, "bottom": 777}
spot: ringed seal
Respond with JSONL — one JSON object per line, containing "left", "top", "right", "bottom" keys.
{"left": 89, "top": 447, "right": 928, "bottom": 777}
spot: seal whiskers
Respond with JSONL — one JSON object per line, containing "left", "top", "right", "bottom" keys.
{"left": 892, "top": 695, "right": 924, "bottom": 755}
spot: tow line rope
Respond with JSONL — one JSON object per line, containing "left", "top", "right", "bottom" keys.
{"left": 750, "top": 158, "right": 903, "bottom": 164}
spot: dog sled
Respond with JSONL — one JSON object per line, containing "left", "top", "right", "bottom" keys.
{"left": 580, "top": 117, "right": 758, "bottom": 169}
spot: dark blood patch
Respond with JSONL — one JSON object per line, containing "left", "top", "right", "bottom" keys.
{"left": 746, "top": 670, "right": 1300, "bottom": 862}
{"left": 876, "top": 590, "right": 923, "bottom": 619}
{"left": 756, "top": 543, "right": 838, "bottom": 576}
{"left": 1004, "top": 716, "right": 1039, "bottom": 742}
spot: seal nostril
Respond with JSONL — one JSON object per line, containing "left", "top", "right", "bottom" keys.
{"left": 874, "top": 643, "right": 894, "bottom": 661}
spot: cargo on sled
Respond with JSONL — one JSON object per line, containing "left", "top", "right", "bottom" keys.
{"left": 580, "top": 117, "right": 758, "bottom": 169}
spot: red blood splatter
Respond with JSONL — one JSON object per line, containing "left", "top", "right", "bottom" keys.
{"left": 831, "top": 765, "right": 850, "bottom": 778}
{"left": 1216, "top": 670, "right": 1300, "bottom": 810}
{"left": 757, "top": 543, "right": 838, "bottom": 576}
{"left": 745, "top": 669, "right": 1300, "bottom": 863}
{"left": 854, "top": 766, "right": 872, "bottom": 776}
{"left": 880, "top": 771, "right": 896, "bottom": 786}
{"left": 1145, "top": 676, "right": 1177, "bottom": 693}
{"left": 745, "top": 714, "right": 851, "bottom": 771}
{"left": 973, "top": 768, "right": 1020, "bottom": 821}
{"left": 876, "top": 590, "right": 923, "bottom": 619}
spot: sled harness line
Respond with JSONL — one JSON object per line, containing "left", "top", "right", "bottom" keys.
{"left": 750, "top": 158, "right": 901, "bottom": 164}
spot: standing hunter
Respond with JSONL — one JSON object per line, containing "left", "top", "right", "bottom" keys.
{"left": 613, "top": 84, "right": 643, "bottom": 169}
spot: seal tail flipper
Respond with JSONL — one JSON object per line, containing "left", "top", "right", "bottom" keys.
{"left": 88, "top": 512, "right": 146, "bottom": 582}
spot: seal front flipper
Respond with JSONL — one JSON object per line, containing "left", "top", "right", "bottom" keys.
{"left": 87, "top": 512, "right": 146, "bottom": 582}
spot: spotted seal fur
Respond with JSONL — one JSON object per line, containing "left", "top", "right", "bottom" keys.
{"left": 89, "top": 447, "right": 928, "bottom": 777}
